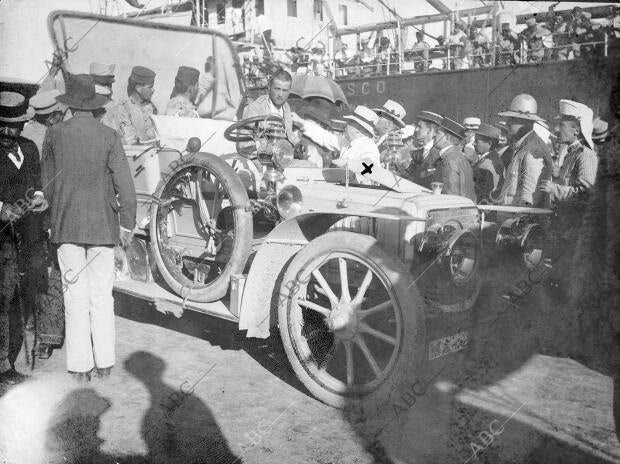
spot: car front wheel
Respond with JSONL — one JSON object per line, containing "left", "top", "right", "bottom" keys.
{"left": 278, "top": 232, "right": 425, "bottom": 408}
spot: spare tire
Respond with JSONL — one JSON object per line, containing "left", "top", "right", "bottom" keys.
{"left": 150, "top": 152, "right": 253, "bottom": 302}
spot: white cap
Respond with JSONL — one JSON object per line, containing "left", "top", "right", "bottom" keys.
{"left": 463, "top": 117, "right": 481, "bottom": 130}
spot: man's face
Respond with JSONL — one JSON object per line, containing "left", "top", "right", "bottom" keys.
{"left": 136, "top": 83, "right": 154, "bottom": 102}
{"left": 434, "top": 129, "right": 449, "bottom": 149}
{"left": 0, "top": 123, "right": 22, "bottom": 148}
{"left": 269, "top": 78, "right": 292, "bottom": 108}
{"left": 507, "top": 117, "right": 526, "bottom": 139}
{"left": 416, "top": 120, "right": 436, "bottom": 146}
{"left": 464, "top": 129, "right": 475, "bottom": 142}
{"left": 559, "top": 119, "right": 579, "bottom": 144}
{"left": 474, "top": 134, "right": 492, "bottom": 155}
{"left": 375, "top": 117, "right": 394, "bottom": 137}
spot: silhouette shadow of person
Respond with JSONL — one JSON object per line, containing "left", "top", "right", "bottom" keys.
{"left": 124, "top": 351, "right": 239, "bottom": 464}
{"left": 45, "top": 388, "right": 116, "bottom": 464}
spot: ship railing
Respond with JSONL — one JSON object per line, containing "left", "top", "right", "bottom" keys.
{"left": 241, "top": 35, "right": 613, "bottom": 87}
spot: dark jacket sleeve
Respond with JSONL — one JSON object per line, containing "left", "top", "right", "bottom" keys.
{"left": 441, "top": 157, "right": 461, "bottom": 196}
{"left": 30, "top": 143, "right": 42, "bottom": 192}
{"left": 41, "top": 128, "right": 56, "bottom": 204}
{"left": 107, "top": 131, "right": 137, "bottom": 231}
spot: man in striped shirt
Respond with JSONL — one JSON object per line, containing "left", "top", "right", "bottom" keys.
{"left": 539, "top": 99, "right": 598, "bottom": 204}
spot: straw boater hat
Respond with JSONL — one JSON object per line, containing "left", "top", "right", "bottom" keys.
{"left": 343, "top": 105, "right": 379, "bottom": 137}
{"left": 558, "top": 99, "right": 594, "bottom": 149}
{"left": 0, "top": 91, "right": 35, "bottom": 122}
{"left": 592, "top": 117, "right": 609, "bottom": 142}
{"left": 29, "top": 89, "right": 63, "bottom": 115}
{"left": 373, "top": 100, "right": 406, "bottom": 128}
{"left": 439, "top": 117, "right": 466, "bottom": 139}
{"left": 56, "top": 74, "right": 109, "bottom": 110}
{"left": 463, "top": 117, "right": 481, "bottom": 131}
{"left": 498, "top": 94, "right": 544, "bottom": 122}
{"left": 417, "top": 110, "right": 443, "bottom": 126}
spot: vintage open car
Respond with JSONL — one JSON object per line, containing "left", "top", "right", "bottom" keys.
{"left": 48, "top": 11, "right": 552, "bottom": 408}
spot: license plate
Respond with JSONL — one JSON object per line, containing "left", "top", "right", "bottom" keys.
{"left": 428, "top": 331, "right": 469, "bottom": 360}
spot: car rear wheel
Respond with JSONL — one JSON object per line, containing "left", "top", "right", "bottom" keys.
{"left": 150, "top": 153, "right": 253, "bottom": 302}
{"left": 278, "top": 232, "right": 425, "bottom": 408}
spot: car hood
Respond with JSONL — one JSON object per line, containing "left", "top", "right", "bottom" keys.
{"left": 298, "top": 182, "right": 476, "bottom": 219}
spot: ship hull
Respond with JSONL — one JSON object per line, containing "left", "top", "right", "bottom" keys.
{"left": 337, "top": 53, "right": 619, "bottom": 122}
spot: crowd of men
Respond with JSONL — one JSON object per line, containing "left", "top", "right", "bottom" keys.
{"left": 243, "top": 5, "right": 620, "bottom": 84}
{"left": 0, "top": 58, "right": 615, "bottom": 387}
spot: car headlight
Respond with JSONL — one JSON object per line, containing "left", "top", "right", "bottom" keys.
{"left": 277, "top": 185, "right": 303, "bottom": 219}
{"left": 521, "top": 223, "right": 545, "bottom": 270}
{"left": 272, "top": 139, "right": 295, "bottom": 169}
{"left": 496, "top": 217, "right": 546, "bottom": 270}
{"left": 444, "top": 229, "right": 479, "bottom": 285}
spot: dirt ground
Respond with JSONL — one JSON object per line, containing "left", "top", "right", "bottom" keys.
{"left": 0, "top": 277, "right": 619, "bottom": 464}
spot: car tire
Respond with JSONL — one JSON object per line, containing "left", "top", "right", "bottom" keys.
{"left": 150, "top": 152, "right": 253, "bottom": 303}
{"left": 278, "top": 231, "right": 426, "bottom": 408}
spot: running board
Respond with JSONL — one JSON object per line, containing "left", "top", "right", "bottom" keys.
{"left": 113, "top": 279, "right": 238, "bottom": 323}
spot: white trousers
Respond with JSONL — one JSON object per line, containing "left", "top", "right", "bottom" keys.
{"left": 57, "top": 244, "right": 115, "bottom": 372}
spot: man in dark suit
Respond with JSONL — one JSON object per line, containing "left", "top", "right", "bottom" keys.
{"left": 405, "top": 110, "right": 443, "bottom": 188}
{"left": 0, "top": 91, "right": 49, "bottom": 385}
{"left": 42, "top": 74, "right": 136, "bottom": 382}
{"left": 433, "top": 117, "right": 477, "bottom": 202}
{"left": 472, "top": 123, "right": 505, "bottom": 204}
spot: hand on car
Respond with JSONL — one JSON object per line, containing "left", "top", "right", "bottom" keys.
{"left": 0, "top": 203, "right": 24, "bottom": 222}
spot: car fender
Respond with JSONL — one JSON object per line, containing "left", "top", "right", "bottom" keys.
{"left": 238, "top": 211, "right": 416, "bottom": 338}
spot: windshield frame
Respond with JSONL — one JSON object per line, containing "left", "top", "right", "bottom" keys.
{"left": 47, "top": 9, "right": 247, "bottom": 117}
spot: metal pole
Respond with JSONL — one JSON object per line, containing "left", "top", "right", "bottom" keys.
{"left": 303, "top": 20, "right": 334, "bottom": 50}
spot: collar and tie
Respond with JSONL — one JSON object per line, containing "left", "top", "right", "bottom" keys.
{"left": 4, "top": 145, "right": 24, "bottom": 169}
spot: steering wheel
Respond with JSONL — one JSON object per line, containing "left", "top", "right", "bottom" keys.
{"left": 224, "top": 115, "right": 288, "bottom": 143}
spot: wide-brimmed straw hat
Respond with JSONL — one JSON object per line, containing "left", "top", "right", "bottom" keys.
{"left": 558, "top": 99, "right": 594, "bottom": 149}
{"left": 498, "top": 94, "right": 544, "bottom": 122}
{"left": 0, "top": 91, "right": 35, "bottom": 122}
{"left": 343, "top": 105, "right": 379, "bottom": 137}
{"left": 373, "top": 99, "right": 406, "bottom": 128}
{"left": 56, "top": 74, "right": 109, "bottom": 110}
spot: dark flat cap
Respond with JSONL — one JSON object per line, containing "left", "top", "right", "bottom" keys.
{"left": 439, "top": 117, "right": 466, "bottom": 139}
{"left": 417, "top": 110, "right": 443, "bottom": 126}
{"left": 475, "top": 122, "right": 501, "bottom": 140}
{"left": 130, "top": 66, "right": 156, "bottom": 85}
